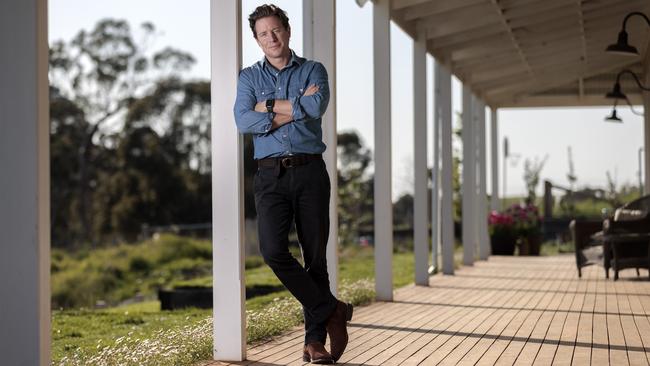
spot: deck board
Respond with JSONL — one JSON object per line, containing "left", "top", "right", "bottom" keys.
{"left": 203, "top": 255, "right": 650, "bottom": 366}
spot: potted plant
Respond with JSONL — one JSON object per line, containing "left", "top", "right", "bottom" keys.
{"left": 488, "top": 210, "right": 517, "bottom": 255}
{"left": 507, "top": 203, "right": 542, "bottom": 255}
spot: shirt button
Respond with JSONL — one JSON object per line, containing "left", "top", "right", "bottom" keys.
{"left": 283, "top": 134, "right": 287, "bottom": 138}
{"left": 278, "top": 87, "right": 281, "bottom": 90}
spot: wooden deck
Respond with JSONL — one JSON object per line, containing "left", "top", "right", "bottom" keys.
{"left": 207, "top": 255, "right": 650, "bottom": 365}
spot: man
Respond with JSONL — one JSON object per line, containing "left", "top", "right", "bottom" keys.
{"left": 233, "top": 4, "right": 352, "bottom": 364}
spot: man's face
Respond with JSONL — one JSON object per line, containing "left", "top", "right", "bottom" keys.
{"left": 254, "top": 16, "right": 291, "bottom": 59}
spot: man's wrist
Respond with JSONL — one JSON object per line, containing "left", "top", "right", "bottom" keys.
{"left": 265, "top": 98, "right": 275, "bottom": 113}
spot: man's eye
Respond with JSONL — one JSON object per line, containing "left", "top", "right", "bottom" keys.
{"left": 259, "top": 32, "right": 267, "bottom": 38}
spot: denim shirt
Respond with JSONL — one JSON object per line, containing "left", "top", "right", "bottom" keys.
{"left": 233, "top": 50, "right": 329, "bottom": 160}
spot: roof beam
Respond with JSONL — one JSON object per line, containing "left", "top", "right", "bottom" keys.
{"left": 430, "top": 32, "right": 510, "bottom": 55}
{"left": 503, "top": 0, "right": 579, "bottom": 20}
{"left": 392, "top": 0, "right": 430, "bottom": 10}
{"left": 576, "top": 0, "right": 588, "bottom": 82}
{"left": 508, "top": 7, "right": 577, "bottom": 30}
{"left": 494, "top": 94, "right": 644, "bottom": 108}
{"left": 400, "top": 0, "right": 485, "bottom": 21}
{"left": 499, "top": 0, "right": 548, "bottom": 9}
{"left": 486, "top": 58, "right": 640, "bottom": 100}
{"left": 519, "top": 26, "right": 613, "bottom": 48}
{"left": 422, "top": 10, "right": 502, "bottom": 39}
{"left": 427, "top": 22, "right": 505, "bottom": 44}
{"left": 487, "top": 0, "right": 533, "bottom": 79}
{"left": 450, "top": 42, "right": 517, "bottom": 62}
{"left": 507, "top": 3, "right": 576, "bottom": 24}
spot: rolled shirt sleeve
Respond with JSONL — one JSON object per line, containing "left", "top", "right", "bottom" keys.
{"left": 233, "top": 69, "right": 273, "bottom": 135}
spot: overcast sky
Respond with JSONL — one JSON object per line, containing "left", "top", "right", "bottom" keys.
{"left": 49, "top": 0, "right": 646, "bottom": 201}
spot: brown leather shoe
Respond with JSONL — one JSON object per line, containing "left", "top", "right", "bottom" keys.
{"left": 303, "top": 342, "right": 333, "bottom": 364}
{"left": 326, "top": 300, "right": 353, "bottom": 362}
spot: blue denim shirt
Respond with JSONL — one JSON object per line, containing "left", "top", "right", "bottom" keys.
{"left": 233, "top": 50, "right": 329, "bottom": 159}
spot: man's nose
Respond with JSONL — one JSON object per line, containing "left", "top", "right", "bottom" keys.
{"left": 271, "top": 33, "right": 278, "bottom": 42}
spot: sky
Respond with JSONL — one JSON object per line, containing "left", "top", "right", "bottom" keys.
{"left": 49, "top": 0, "right": 646, "bottom": 201}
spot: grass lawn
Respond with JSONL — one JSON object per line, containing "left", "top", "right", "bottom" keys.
{"left": 52, "top": 245, "right": 419, "bottom": 365}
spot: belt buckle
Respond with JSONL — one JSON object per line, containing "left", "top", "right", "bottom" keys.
{"left": 281, "top": 157, "right": 294, "bottom": 168}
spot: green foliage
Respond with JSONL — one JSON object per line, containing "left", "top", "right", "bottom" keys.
{"left": 337, "top": 130, "right": 374, "bottom": 246}
{"left": 49, "top": 19, "right": 211, "bottom": 248}
{"left": 523, "top": 156, "right": 548, "bottom": 204}
{"left": 51, "top": 234, "right": 213, "bottom": 309}
{"left": 52, "top": 242, "right": 416, "bottom": 364}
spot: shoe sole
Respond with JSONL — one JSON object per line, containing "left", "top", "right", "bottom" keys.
{"left": 303, "top": 352, "right": 334, "bottom": 364}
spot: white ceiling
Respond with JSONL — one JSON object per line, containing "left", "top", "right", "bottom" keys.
{"left": 389, "top": 0, "right": 650, "bottom": 108}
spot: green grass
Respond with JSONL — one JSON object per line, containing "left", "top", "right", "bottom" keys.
{"left": 51, "top": 235, "right": 215, "bottom": 309}
{"left": 539, "top": 240, "right": 575, "bottom": 256}
{"left": 53, "top": 302, "right": 210, "bottom": 363}
{"left": 52, "top": 239, "right": 417, "bottom": 365}
{"left": 52, "top": 235, "right": 552, "bottom": 365}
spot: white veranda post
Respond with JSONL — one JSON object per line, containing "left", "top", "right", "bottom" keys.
{"left": 477, "top": 99, "right": 489, "bottom": 260}
{"left": 210, "top": 0, "right": 246, "bottom": 361}
{"left": 0, "top": 0, "right": 50, "bottom": 364}
{"left": 462, "top": 86, "right": 476, "bottom": 266}
{"left": 413, "top": 25, "right": 429, "bottom": 286}
{"left": 490, "top": 108, "right": 500, "bottom": 212}
{"left": 373, "top": 0, "right": 394, "bottom": 301}
{"left": 303, "top": 0, "right": 339, "bottom": 296}
{"left": 645, "top": 70, "right": 650, "bottom": 194}
{"left": 436, "top": 62, "right": 454, "bottom": 275}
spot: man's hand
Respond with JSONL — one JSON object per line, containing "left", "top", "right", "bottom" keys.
{"left": 271, "top": 113, "right": 293, "bottom": 130}
{"left": 303, "top": 84, "right": 319, "bottom": 96}
{"left": 255, "top": 101, "right": 267, "bottom": 113}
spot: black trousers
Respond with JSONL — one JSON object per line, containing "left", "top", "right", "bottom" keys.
{"left": 254, "top": 157, "right": 337, "bottom": 344}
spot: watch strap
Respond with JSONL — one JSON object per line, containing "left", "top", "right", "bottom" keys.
{"left": 265, "top": 98, "right": 275, "bottom": 113}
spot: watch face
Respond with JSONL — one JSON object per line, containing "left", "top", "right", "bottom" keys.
{"left": 266, "top": 98, "right": 274, "bottom": 112}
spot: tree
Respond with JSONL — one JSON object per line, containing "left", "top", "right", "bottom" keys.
{"left": 523, "top": 155, "right": 548, "bottom": 204}
{"left": 49, "top": 19, "right": 205, "bottom": 247}
{"left": 337, "top": 131, "right": 373, "bottom": 246}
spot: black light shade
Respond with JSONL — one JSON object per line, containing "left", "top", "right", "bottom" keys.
{"left": 605, "top": 109, "right": 622, "bottom": 122}
{"left": 605, "top": 30, "right": 640, "bottom": 56}
{"left": 605, "top": 82, "right": 627, "bottom": 99}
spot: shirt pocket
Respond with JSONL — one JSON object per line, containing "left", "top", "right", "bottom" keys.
{"left": 255, "top": 88, "right": 275, "bottom": 103}
{"left": 288, "top": 80, "right": 305, "bottom": 99}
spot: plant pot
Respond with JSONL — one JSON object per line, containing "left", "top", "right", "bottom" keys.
{"left": 490, "top": 232, "right": 516, "bottom": 255}
{"left": 526, "top": 234, "right": 542, "bottom": 256}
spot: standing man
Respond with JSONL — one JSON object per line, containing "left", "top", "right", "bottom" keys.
{"left": 234, "top": 4, "right": 352, "bottom": 364}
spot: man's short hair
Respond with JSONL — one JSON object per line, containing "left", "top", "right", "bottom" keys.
{"left": 248, "top": 4, "right": 290, "bottom": 38}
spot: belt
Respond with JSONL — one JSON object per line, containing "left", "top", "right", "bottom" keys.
{"left": 257, "top": 154, "right": 322, "bottom": 169}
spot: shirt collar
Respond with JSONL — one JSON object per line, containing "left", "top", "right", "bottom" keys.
{"left": 260, "top": 49, "right": 304, "bottom": 71}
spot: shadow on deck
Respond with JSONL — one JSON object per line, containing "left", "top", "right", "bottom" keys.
{"left": 204, "top": 255, "right": 650, "bottom": 365}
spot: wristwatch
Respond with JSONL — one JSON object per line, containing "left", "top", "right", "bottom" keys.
{"left": 265, "top": 98, "right": 275, "bottom": 113}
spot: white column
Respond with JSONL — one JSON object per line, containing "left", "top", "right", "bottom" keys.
{"left": 477, "top": 99, "right": 490, "bottom": 260}
{"left": 413, "top": 26, "right": 429, "bottom": 286}
{"left": 431, "top": 62, "right": 440, "bottom": 274}
{"left": 0, "top": 0, "right": 50, "bottom": 365}
{"left": 211, "top": 1, "right": 245, "bottom": 361}
{"left": 490, "top": 108, "right": 500, "bottom": 212}
{"left": 304, "top": 0, "right": 339, "bottom": 296}
{"left": 462, "top": 86, "right": 476, "bottom": 266}
{"left": 643, "top": 71, "right": 650, "bottom": 194}
{"left": 373, "top": 0, "right": 393, "bottom": 301}
{"left": 302, "top": 0, "right": 313, "bottom": 59}
{"left": 437, "top": 62, "right": 454, "bottom": 275}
